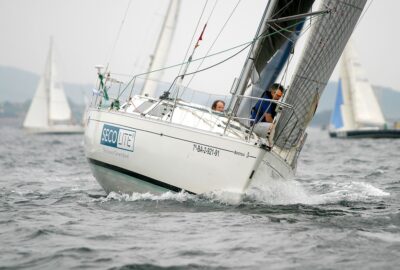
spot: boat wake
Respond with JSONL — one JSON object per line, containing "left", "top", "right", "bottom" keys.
{"left": 94, "top": 179, "right": 390, "bottom": 207}
{"left": 245, "top": 178, "right": 314, "bottom": 205}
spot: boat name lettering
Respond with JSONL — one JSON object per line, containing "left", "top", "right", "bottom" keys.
{"left": 101, "top": 124, "right": 136, "bottom": 152}
{"left": 234, "top": 150, "right": 245, "bottom": 157}
{"left": 193, "top": 144, "right": 219, "bottom": 157}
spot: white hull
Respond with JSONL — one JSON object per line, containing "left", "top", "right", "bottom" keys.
{"left": 84, "top": 108, "right": 293, "bottom": 195}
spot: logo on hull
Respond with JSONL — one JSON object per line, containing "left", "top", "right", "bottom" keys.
{"left": 100, "top": 124, "right": 136, "bottom": 152}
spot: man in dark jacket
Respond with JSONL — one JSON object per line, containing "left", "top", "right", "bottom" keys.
{"left": 250, "top": 83, "right": 284, "bottom": 124}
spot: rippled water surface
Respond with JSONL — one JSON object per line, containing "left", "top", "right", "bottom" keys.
{"left": 1, "top": 120, "right": 400, "bottom": 269}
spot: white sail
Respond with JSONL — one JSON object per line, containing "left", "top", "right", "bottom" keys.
{"left": 23, "top": 65, "right": 49, "bottom": 129}
{"left": 140, "top": 0, "right": 180, "bottom": 97}
{"left": 48, "top": 46, "right": 72, "bottom": 123}
{"left": 343, "top": 42, "right": 385, "bottom": 128}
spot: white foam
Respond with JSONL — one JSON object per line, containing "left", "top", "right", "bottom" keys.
{"left": 201, "top": 190, "right": 244, "bottom": 205}
{"left": 245, "top": 178, "right": 319, "bottom": 205}
{"left": 97, "top": 190, "right": 197, "bottom": 203}
{"left": 94, "top": 180, "right": 390, "bottom": 206}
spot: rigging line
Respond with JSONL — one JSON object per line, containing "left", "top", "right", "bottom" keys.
{"left": 268, "top": 24, "right": 295, "bottom": 43}
{"left": 113, "top": 12, "right": 324, "bottom": 79}
{"left": 159, "top": 43, "right": 252, "bottom": 98}
{"left": 153, "top": 42, "right": 253, "bottom": 119}
{"left": 113, "top": 39, "right": 252, "bottom": 78}
{"left": 104, "top": 0, "right": 133, "bottom": 71}
{"left": 252, "top": 11, "right": 326, "bottom": 65}
{"left": 176, "top": 0, "right": 210, "bottom": 78}
{"left": 205, "top": 0, "right": 219, "bottom": 22}
{"left": 355, "top": 0, "right": 373, "bottom": 28}
{"left": 180, "top": 0, "right": 241, "bottom": 97}
{"left": 172, "top": 0, "right": 218, "bottom": 96}
{"left": 111, "top": 40, "right": 251, "bottom": 78}
{"left": 129, "top": 2, "right": 166, "bottom": 75}
{"left": 116, "top": 15, "right": 323, "bottom": 99}
{"left": 272, "top": 0, "right": 295, "bottom": 19}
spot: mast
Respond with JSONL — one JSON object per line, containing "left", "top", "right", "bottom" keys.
{"left": 229, "top": 0, "right": 278, "bottom": 114}
{"left": 47, "top": 37, "right": 53, "bottom": 125}
{"left": 47, "top": 38, "right": 72, "bottom": 124}
{"left": 140, "top": 0, "right": 180, "bottom": 97}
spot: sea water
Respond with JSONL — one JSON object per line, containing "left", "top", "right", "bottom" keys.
{"left": 1, "top": 119, "right": 399, "bottom": 269}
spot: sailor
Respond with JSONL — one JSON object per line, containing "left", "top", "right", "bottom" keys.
{"left": 211, "top": 100, "right": 225, "bottom": 112}
{"left": 250, "top": 83, "right": 284, "bottom": 137}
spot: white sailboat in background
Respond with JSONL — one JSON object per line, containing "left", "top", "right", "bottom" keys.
{"left": 85, "top": 0, "right": 367, "bottom": 195}
{"left": 139, "top": 0, "right": 180, "bottom": 98}
{"left": 329, "top": 40, "right": 400, "bottom": 138}
{"left": 23, "top": 39, "right": 83, "bottom": 134}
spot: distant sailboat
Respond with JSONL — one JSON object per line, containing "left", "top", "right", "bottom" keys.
{"left": 329, "top": 41, "right": 400, "bottom": 138}
{"left": 23, "top": 39, "right": 83, "bottom": 134}
{"left": 139, "top": 0, "right": 180, "bottom": 97}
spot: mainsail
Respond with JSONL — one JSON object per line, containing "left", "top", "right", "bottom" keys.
{"left": 140, "top": 0, "right": 180, "bottom": 98}
{"left": 273, "top": 0, "right": 367, "bottom": 149}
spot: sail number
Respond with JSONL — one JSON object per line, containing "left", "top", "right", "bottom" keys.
{"left": 193, "top": 143, "right": 220, "bottom": 157}
{"left": 101, "top": 124, "right": 136, "bottom": 152}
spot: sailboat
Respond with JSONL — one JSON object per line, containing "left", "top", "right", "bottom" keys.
{"left": 23, "top": 39, "right": 83, "bottom": 134}
{"left": 329, "top": 41, "right": 400, "bottom": 138}
{"left": 84, "top": 0, "right": 367, "bottom": 195}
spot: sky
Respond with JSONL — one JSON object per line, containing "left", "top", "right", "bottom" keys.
{"left": 0, "top": 0, "right": 399, "bottom": 96}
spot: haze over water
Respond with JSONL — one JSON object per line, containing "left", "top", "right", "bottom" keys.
{"left": 1, "top": 120, "right": 399, "bottom": 269}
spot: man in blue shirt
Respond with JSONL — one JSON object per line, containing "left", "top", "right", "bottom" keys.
{"left": 251, "top": 83, "right": 284, "bottom": 124}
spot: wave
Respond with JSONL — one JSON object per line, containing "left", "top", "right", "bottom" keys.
{"left": 108, "top": 263, "right": 227, "bottom": 270}
{"left": 313, "top": 181, "right": 390, "bottom": 204}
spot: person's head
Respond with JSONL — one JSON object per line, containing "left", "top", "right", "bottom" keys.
{"left": 211, "top": 100, "right": 225, "bottom": 112}
{"left": 270, "top": 83, "right": 285, "bottom": 100}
